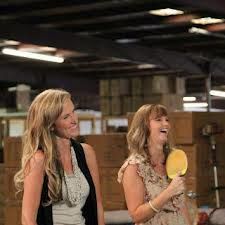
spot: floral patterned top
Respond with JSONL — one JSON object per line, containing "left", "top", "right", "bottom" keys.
{"left": 118, "top": 153, "right": 188, "bottom": 225}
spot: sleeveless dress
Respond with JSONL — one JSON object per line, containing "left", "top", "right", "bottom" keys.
{"left": 52, "top": 146, "right": 90, "bottom": 225}
{"left": 118, "top": 153, "right": 188, "bottom": 225}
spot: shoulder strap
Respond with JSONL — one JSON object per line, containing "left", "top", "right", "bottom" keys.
{"left": 71, "top": 139, "right": 98, "bottom": 225}
{"left": 37, "top": 175, "right": 53, "bottom": 225}
{"left": 71, "top": 139, "right": 86, "bottom": 168}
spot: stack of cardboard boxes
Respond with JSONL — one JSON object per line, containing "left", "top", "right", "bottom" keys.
{"left": 100, "top": 76, "right": 184, "bottom": 116}
{"left": 84, "top": 133, "right": 128, "bottom": 210}
{"left": 170, "top": 112, "right": 225, "bottom": 207}
{"left": 100, "top": 79, "right": 130, "bottom": 116}
{"left": 3, "top": 137, "right": 22, "bottom": 225}
{"left": 0, "top": 164, "right": 4, "bottom": 225}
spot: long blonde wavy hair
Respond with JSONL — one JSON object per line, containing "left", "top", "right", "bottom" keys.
{"left": 14, "top": 89, "right": 71, "bottom": 204}
{"left": 127, "top": 104, "right": 170, "bottom": 158}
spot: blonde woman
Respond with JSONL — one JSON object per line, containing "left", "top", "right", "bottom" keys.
{"left": 14, "top": 89, "right": 104, "bottom": 225}
{"left": 118, "top": 104, "right": 191, "bottom": 225}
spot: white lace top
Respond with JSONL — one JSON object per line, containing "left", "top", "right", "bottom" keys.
{"left": 53, "top": 147, "right": 90, "bottom": 225}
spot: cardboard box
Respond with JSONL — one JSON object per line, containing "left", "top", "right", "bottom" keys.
{"left": 122, "top": 96, "right": 132, "bottom": 115}
{"left": 170, "top": 112, "right": 225, "bottom": 144}
{"left": 131, "top": 77, "right": 142, "bottom": 96}
{"left": 176, "top": 77, "right": 186, "bottom": 95}
{"left": 99, "top": 79, "right": 110, "bottom": 97}
{"left": 143, "top": 76, "right": 153, "bottom": 96}
{"left": 119, "top": 78, "right": 130, "bottom": 96}
{"left": 151, "top": 76, "right": 175, "bottom": 94}
{"left": 4, "top": 137, "right": 22, "bottom": 167}
{"left": 5, "top": 206, "right": 21, "bottom": 225}
{"left": 4, "top": 167, "right": 22, "bottom": 204}
{"left": 111, "top": 97, "right": 122, "bottom": 116}
{"left": 132, "top": 96, "right": 143, "bottom": 112}
{"left": 100, "top": 167, "right": 126, "bottom": 210}
{"left": 100, "top": 97, "right": 111, "bottom": 116}
{"left": 0, "top": 164, "right": 5, "bottom": 206}
{"left": 110, "top": 79, "right": 130, "bottom": 96}
{"left": 143, "top": 94, "right": 183, "bottom": 112}
{"left": 0, "top": 219, "right": 3, "bottom": 225}
{"left": 84, "top": 134, "right": 128, "bottom": 167}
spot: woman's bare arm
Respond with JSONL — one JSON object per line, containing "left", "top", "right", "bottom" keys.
{"left": 122, "top": 164, "right": 185, "bottom": 223}
{"left": 22, "top": 151, "right": 45, "bottom": 225}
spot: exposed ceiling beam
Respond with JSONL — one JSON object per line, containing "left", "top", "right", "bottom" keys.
{"left": 39, "top": 11, "right": 153, "bottom": 28}
{"left": 0, "top": 64, "right": 41, "bottom": 84}
{"left": 0, "top": 22, "right": 204, "bottom": 74}
{"left": 0, "top": 64, "right": 98, "bottom": 89}
{"left": 0, "top": 0, "right": 154, "bottom": 19}
{"left": 207, "top": 23, "right": 225, "bottom": 32}
{"left": 211, "top": 58, "right": 225, "bottom": 76}
{"left": 173, "top": 0, "right": 225, "bottom": 14}
{"left": 65, "top": 69, "right": 183, "bottom": 78}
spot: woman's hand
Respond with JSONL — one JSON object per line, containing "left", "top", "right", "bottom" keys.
{"left": 166, "top": 172, "right": 185, "bottom": 198}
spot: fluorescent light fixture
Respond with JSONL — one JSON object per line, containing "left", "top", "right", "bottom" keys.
{"left": 111, "top": 57, "right": 130, "bottom": 62}
{"left": 183, "top": 102, "right": 208, "bottom": 108}
{"left": 2, "top": 48, "right": 64, "bottom": 63}
{"left": 149, "top": 8, "right": 184, "bottom": 16}
{"left": 191, "top": 17, "right": 224, "bottom": 25}
{"left": 189, "top": 27, "right": 225, "bottom": 39}
{"left": 115, "top": 38, "right": 139, "bottom": 44}
{"left": 188, "top": 27, "right": 210, "bottom": 35}
{"left": 137, "top": 64, "right": 156, "bottom": 69}
{"left": 8, "top": 86, "right": 17, "bottom": 92}
{"left": 4, "top": 40, "right": 20, "bottom": 45}
{"left": 183, "top": 96, "right": 196, "bottom": 102}
{"left": 210, "top": 90, "right": 225, "bottom": 97}
{"left": 39, "top": 46, "right": 57, "bottom": 51}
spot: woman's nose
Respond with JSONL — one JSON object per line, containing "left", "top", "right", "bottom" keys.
{"left": 71, "top": 112, "right": 78, "bottom": 122}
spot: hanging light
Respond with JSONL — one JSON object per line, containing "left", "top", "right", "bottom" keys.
{"left": 2, "top": 48, "right": 64, "bottom": 63}
{"left": 210, "top": 90, "right": 225, "bottom": 97}
{"left": 183, "top": 96, "right": 196, "bottom": 102}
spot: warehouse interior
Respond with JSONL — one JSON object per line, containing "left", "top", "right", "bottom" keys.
{"left": 0, "top": 0, "right": 225, "bottom": 225}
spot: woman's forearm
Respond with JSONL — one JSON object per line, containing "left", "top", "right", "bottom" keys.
{"left": 130, "top": 188, "right": 172, "bottom": 223}
{"left": 97, "top": 202, "right": 105, "bottom": 225}
{"left": 22, "top": 216, "right": 37, "bottom": 225}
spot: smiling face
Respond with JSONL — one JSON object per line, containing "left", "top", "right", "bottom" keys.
{"left": 53, "top": 98, "right": 79, "bottom": 139}
{"left": 149, "top": 114, "right": 170, "bottom": 145}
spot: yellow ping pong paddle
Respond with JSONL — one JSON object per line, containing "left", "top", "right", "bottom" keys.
{"left": 166, "top": 148, "right": 188, "bottom": 179}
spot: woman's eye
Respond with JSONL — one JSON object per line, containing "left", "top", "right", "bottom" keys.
{"left": 63, "top": 115, "right": 69, "bottom": 119}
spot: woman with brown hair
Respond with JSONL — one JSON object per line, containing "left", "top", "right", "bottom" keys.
{"left": 118, "top": 104, "right": 191, "bottom": 225}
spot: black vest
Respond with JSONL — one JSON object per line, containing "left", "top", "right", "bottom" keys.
{"left": 37, "top": 140, "right": 98, "bottom": 225}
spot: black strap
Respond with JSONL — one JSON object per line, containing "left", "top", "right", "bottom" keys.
{"left": 37, "top": 175, "right": 53, "bottom": 225}
{"left": 71, "top": 139, "right": 98, "bottom": 225}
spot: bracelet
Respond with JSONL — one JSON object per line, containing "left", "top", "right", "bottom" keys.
{"left": 148, "top": 201, "right": 160, "bottom": 213}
